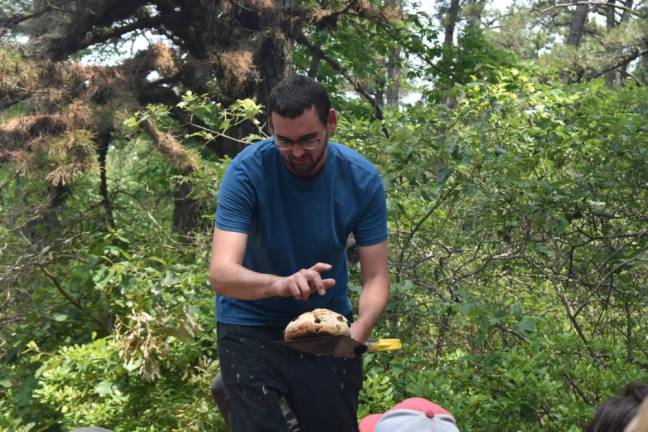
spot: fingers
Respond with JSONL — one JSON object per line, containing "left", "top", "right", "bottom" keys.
{"left": 309, "top": 262, "right": 332, "bottom": 273}
{"left": 301, "top": 269, "right": 325, "bottom": 298}
{"left": 308, "top": 263, "right": 334, "bottom": 296}
{"left": 322, "top": 278, "right": 336, "bottom": 290}
{"left": 283, "top": 270, "right": 318, "bottom": 301}
{"left": 281, "top": 266, "right": 336, "bottom": 300}
{"left": 292, "top": 272, "right": 311, "bottom": 301}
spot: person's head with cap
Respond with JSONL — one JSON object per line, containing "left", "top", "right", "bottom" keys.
{"left": 359, "top": 398, "right": 459, "bottom": 432}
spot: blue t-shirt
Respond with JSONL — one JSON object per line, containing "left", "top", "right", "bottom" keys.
{"left": 215, "top": 138, "right": 387, "bottom": 326}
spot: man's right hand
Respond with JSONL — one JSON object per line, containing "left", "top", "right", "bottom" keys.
{"left": 273, "top": 263, "right": 336, "bottom": 300}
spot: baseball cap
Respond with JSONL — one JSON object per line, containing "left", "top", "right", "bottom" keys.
{"left": 359, "top": 398, "right": 459, "bottom": 432}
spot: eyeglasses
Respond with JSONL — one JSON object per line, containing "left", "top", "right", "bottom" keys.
{"left": 273, "top": 129, "right": 325, "bottom": 151}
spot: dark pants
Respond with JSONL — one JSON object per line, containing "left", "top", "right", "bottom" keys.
{"left": 217, "top": 322, "right": 363, "bottom": 432}
{"left": 212, "top": 372, "right": 301, "bottom": 431}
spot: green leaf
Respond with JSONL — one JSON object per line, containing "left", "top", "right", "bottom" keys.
{"left": 516, "top": 317, "right": 536, "bottom": 335}
{"left": 95, "top": 381, "right": 115, "bottom": 397}
{"left": 149, "top": 256, "right": 167, "bottom": 266}
{"left": 511, "top": 302, "right": 523, "bottom": 320}
{"left": 25, "top": 340, "right": 39, "bottom": 352}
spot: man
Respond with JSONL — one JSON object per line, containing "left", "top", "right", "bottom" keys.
{"left": 209, "top": 75, "right": 389, "bottom": 432}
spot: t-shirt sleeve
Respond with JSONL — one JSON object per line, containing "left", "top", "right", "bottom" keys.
{"left": 353, "top": 172, "right": 388, "bottom": 246}
{"left": 215, "top": 161, "right": 256, "bottom": 233}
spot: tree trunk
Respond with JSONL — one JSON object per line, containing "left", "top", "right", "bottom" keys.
{"left": 385, "top": 58, "right": 400, "bottom": 107}
{"left": 605, "top": 0, "right": 618, "bottom": 86}
{"left": 643, "top": 52, "right": 648, "bottom": 83}
{"left": 465, "top": 0, "right": 486, "bottom": 28}
{"left": 606, "top": 0, "right": 616, "bottom": 28}
{"left": 174, "top": 0, "right": 292, "bottom": 230}
{"left": 172, "top": 181, "right": 203, "bottom": 238}
{"left": 444, "top": 0, "right": 461, "bottom": 47}
{"left": 625, "top": 298, "right": 633, "bottom": 362}
{"left": 618, "top": 0, "right": 636, "bottom": 84}
{"left": 384, "top": 0, "right": 402, "bottom": 106}
{"left": 23, "top": 184, "right": 69, "bottom": 241}
{"left": 97, "top": 127, "right": 115, "bottom": 229}
{"left": 620, "top": 0, "right": 634, "bottom": 23}
{"left": 206, "top": 0, "right": 292, "bottom": 157}
{"left": 567, "top": 2, "right": 589, "bottom": 47}
{"left": 308, "top": 42, "right": 322, "bottom": 78}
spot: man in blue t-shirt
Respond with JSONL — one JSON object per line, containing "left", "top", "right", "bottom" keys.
{"left": 209, "top": 75, "right": 389, "bottom": 432}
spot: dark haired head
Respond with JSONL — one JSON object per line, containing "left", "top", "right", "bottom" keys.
{"left": 586, "top": 383, "right": 648, "bottom": 432}
{"left": 267, "top": 75, "right": 331, "bottom": 125}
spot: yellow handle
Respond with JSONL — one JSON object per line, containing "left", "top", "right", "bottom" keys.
{"left": 367, "top": 338, "right": 401, "bottom": 352}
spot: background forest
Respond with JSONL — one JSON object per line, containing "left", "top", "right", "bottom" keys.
{"left": 1, "top": 0, "right": 647, "bottom": 430}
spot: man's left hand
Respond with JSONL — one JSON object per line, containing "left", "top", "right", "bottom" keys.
{"left": 350, "top": 320, "right": 372, "bottom": 345}
{"left": 333, "top": 321, "right": 372, "bottom": 359}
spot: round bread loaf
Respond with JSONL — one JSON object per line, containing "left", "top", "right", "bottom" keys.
{"left": 284, "top": 308, "right": 351, "bottom": 341}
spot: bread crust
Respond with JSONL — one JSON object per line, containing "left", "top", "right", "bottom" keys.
{"left": 284, "top": 308, "right": 351, "bottom": 341}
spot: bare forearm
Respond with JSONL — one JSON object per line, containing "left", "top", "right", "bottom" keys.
{"left": 210, "top": 262, "right": 280, "bottom": 300}
{"left": 210, "top": 260, "right": 336, "bottom": 301}
{"left": 353, "top": 276, "right": 389, "bottom": 342}
{"left": 352, "top": 240, "right": 389, "bottom": 342}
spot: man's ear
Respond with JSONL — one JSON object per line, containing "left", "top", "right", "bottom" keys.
{"left": 327, "top": 109, "right": 338, "bottom": 135}
{"left": 267, "top": 116, "right": 274, "bottom": 134}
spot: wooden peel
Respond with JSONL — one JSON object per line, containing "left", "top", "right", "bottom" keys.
{"left": 281, "top": 335, "right": 401, "bottom": 357}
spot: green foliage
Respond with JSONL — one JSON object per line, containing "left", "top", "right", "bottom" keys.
{"left": 484, "top": 5, "right": 557, "bottom": 61}
{"left": 0, "top": 95, "right": 236, "bottom": 430}
{"left": 293, "top": 9, "right": 442, "bottom": 118}
{"left": 2, "top": 13, "right": 648, "bottom": 431}
{"left": 422, "top": 25, "right": 517, "bottom": 101}
{"left": 339, "top": 66, "right": 648, "bottom": 430}
{"left": 0, "top": 46, "right": 37, "bottom": 108}
{"left": 358, "top": 358, "right": 396, "bottom": 419}
{"left": 33, "top": 337, "right": 225, "bottom": 431}
{"left": 174, "top": 92, "right": 266, "bottom": 148}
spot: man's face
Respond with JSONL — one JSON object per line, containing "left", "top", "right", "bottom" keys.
{"left": 269, "top": 107, "right": 335, "bottom": 178}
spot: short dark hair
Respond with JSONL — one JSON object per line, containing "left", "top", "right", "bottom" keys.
{"left": 586, "top": 383, "right": 648, "bottom": 432}
{"left": 267, "top": 75, "right": 331, "bottom": 125}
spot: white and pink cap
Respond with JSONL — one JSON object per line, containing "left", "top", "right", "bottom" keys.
{"left": 359, "top": 398, "right": 459, "bottom": 432}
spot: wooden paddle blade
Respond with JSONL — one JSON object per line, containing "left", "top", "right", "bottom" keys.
{"left": 280, "top": 335, "right": 363, "bottom": 357}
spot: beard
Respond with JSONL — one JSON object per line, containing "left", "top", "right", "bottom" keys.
{"left": 286, "top": 133, "right": 328, "bottom": 178}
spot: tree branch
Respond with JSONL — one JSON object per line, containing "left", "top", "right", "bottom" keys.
{"left": 74, "top": 14, "right": 173, "bottom": 53}
{"left": 561, "top": 372, "right": 593, "bottom": 404}
{"left": 139, "top": 117, "right": 199, "bottom": 174}
{"left": 291, "top": 29, "right": 389, "bottom": 137}
{"left": 38, "top": 264, "right": 84, "bottom": 311}
{"left": 523, "top": 256, "right": 597, "bottom": 357}
{"left": 495, "top": 323, "right": 529, "bottom": 344}
{"left": 397, "top": 184, "right": 459, "bottom": 280}
{"left": 532, "top": 1, "right": 645, "bottom": 18}
{"left": 41, "top": 0, "right": 153, "bottom": 59}
{"left": 585, "top": 45, "right": 648, "bottom": 80}
{"left": 377, "top": 21, "right": 458, "bottom": 85}
{"left": 0, "top": 6, "right": 52, "bottom": 36}
{"left": 38, "top": 264, "right": 109, "bottom": 331}
{"left": 625, "top": 70, "right": 643, "bottom": 86}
